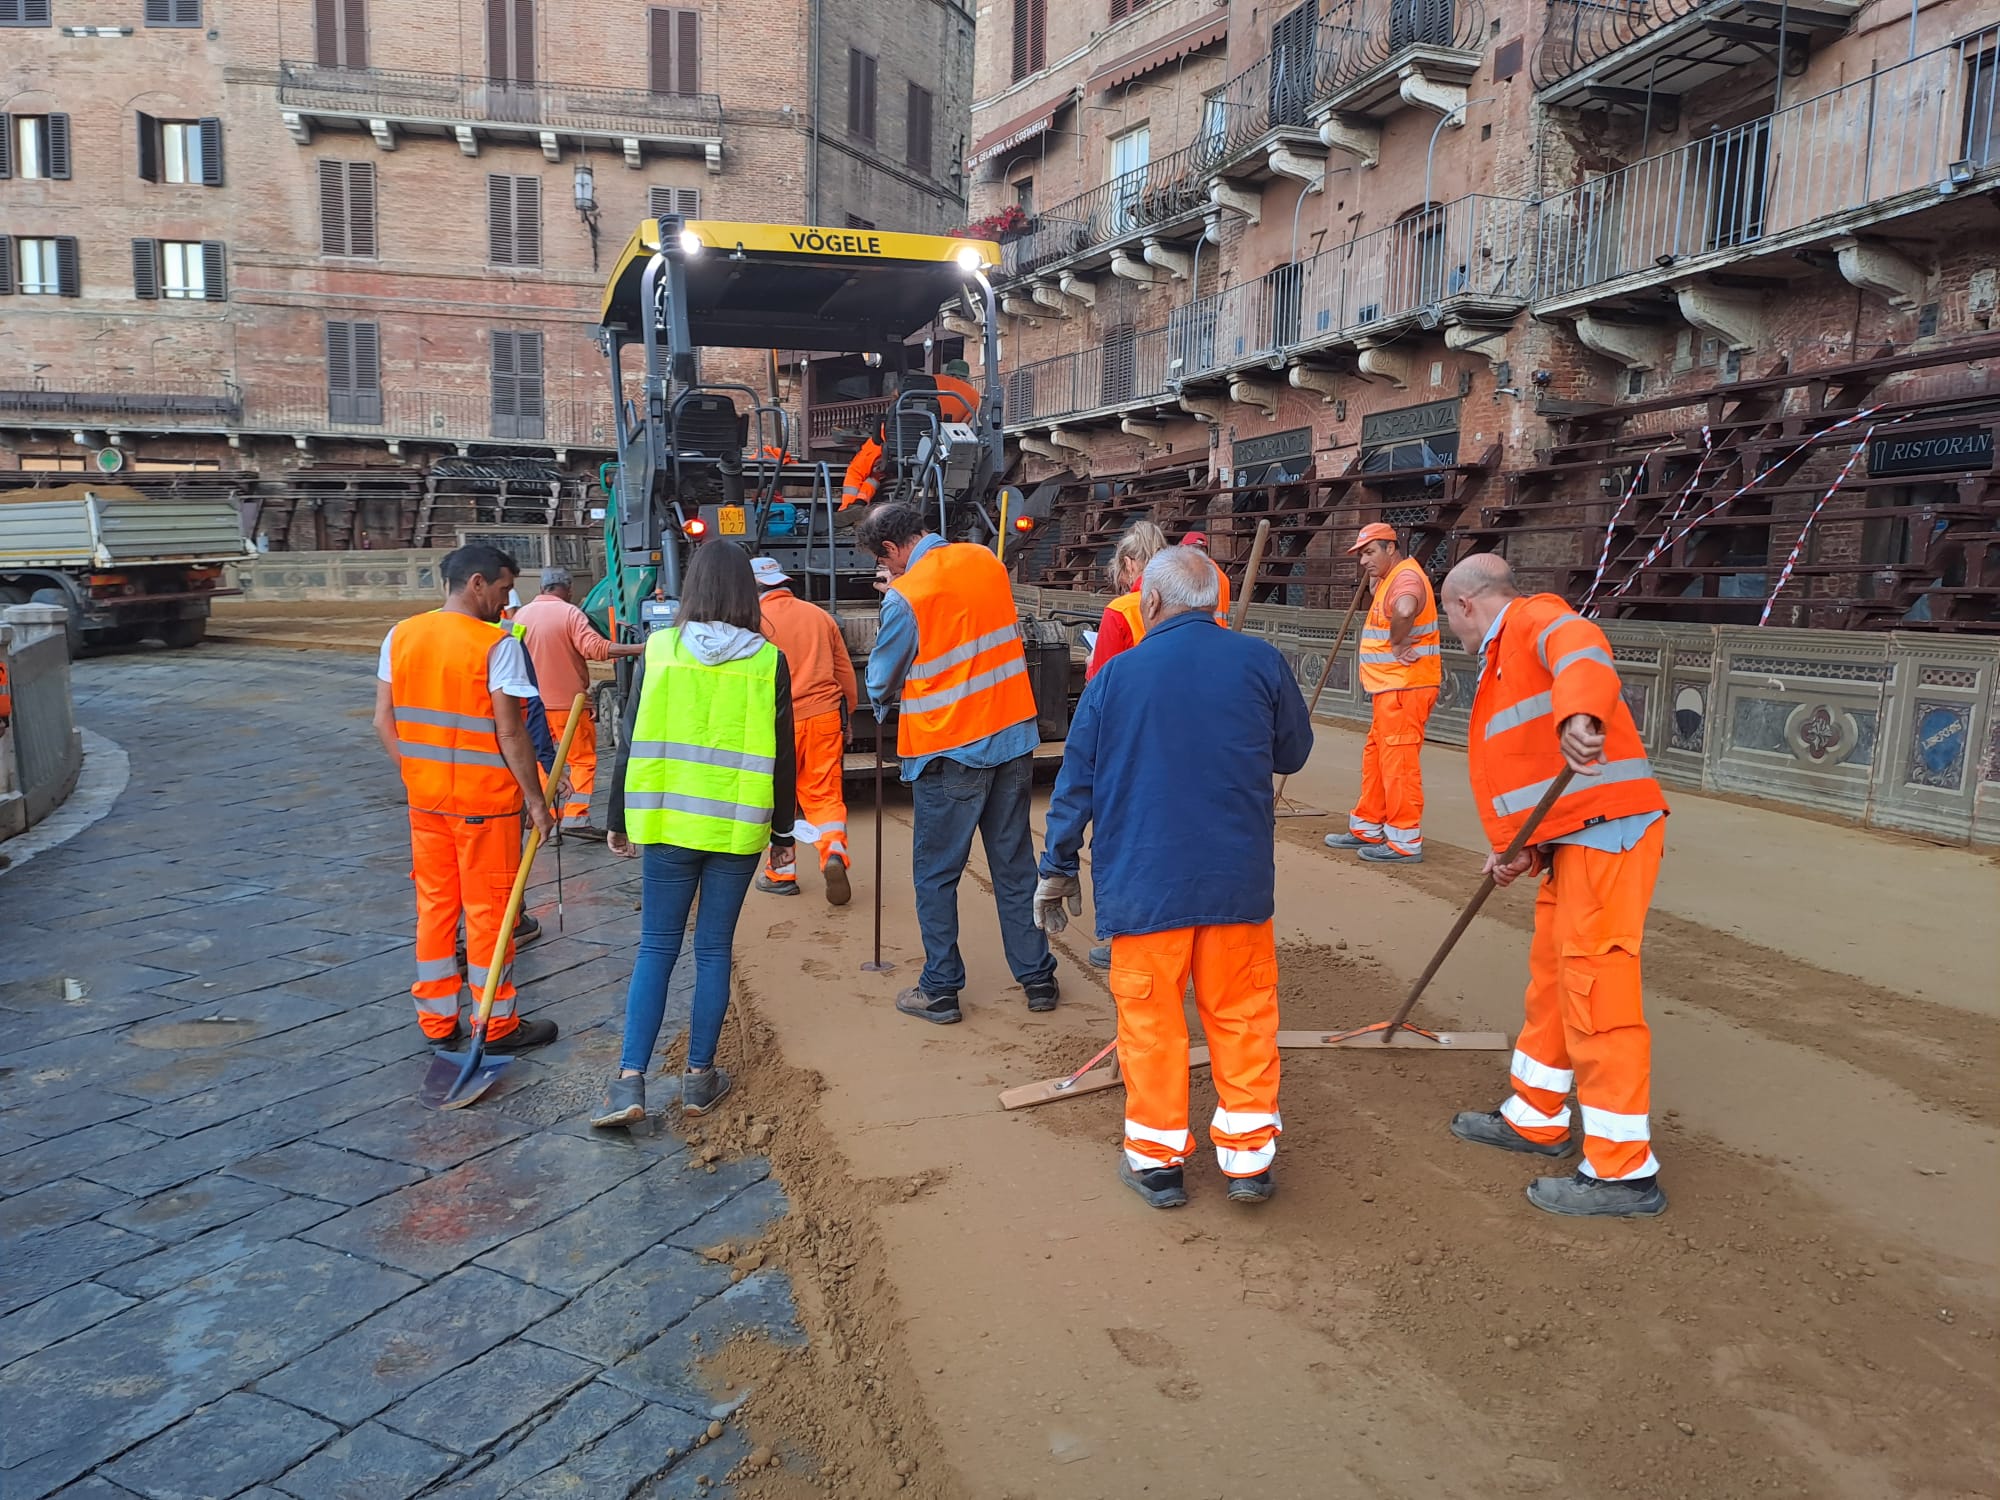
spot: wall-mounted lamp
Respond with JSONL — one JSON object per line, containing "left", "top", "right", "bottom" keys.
{"left": 574, "top": 162, "right": 601, "bottom": 272}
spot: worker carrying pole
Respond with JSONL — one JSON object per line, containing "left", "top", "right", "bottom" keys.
{"left": 1437, "top": 553, "right": 1670, "bottom": 1219}
{"left": 513, "top": 566, "right": 643, "bottom": 835}
{"left": 1324, "top": 523, "right": 1442, "bottom": 864}
{"left": 752, "top": 555, "right": 859, "bottom": 905}
{"left": 373, "top": 543, "right": 559, "bottom": 1054}
{"left": 1035, "top": 547, "right": 1313, "bottom": 1209}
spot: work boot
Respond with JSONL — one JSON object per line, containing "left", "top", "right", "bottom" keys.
{"left": 823, "top": 851, "right": 852, "bottom": 907}
{"left": 1118, "top": 1158, "right": 1189, "bottom": 1210}
{"left": 1023, "top": 976, "right": 1059, "bottom": 1013}
{"left": 483, "top": 1017, "right": 558, "bottom": 1053}
{"left": 755, "top": 868, "right": 800, "bottom": 896}
{"left": 591, "top": 1074, "right": 647, "bottom": 1129}
{"left": 1358, "top": 843, "right": 1421, "bottom": 864}
{"left": 895, "top": 986, "right": 962, "bottom": 1025}
{"left": 1527, "top": 1170, "right": 1668, "bottom": 1219}
{"left": 682, "top": 1065, "right": 733, "bottom": 1116}
{"left": 1227, "top": 1170, "right": 1277, "bottom": 1205}
{"left": 1087, "top": 944, "right": 1111, "bottom": 969}
{"left": 1449, "top": 1108, "right": 1577, "bottom": 1158}
{"left": 1324, "top": 831, "right": 1374, "bottom": 850}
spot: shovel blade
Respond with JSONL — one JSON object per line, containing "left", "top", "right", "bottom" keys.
{"left": 418, "top": 1047, "right": 514, "bottom": 1110}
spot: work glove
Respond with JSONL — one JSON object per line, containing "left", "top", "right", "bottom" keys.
{"left": 1033, "top": 873, "right": 1083, "bottom": 935}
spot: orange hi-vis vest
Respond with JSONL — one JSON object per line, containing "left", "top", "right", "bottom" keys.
{"left": 389, "top": 610, "right": 523, "bottom": 817}
{"left": 890, "top": 541, "right": 1037, "bottom": 758}
{"left": 1107, "top": 590, "right": 1146, "bottom": 646}
{"left": 1357, "top": 556, "right": 1442, "bottom": 695}
{"left": 1468, "top": 593, "right": 1667, "bottom": 850}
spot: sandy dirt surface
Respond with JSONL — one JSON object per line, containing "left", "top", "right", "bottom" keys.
{"left": 659, "top": 724, "right": 1997, "bottom": 1500}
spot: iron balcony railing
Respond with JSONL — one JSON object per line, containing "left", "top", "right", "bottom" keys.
{"left": 1536, "top": 26, "right": 2000, "bottom": 302}
{"left": 1313, "top": 0, "right": 1487, "bottom": 98}
{"left": 1003, "top": 194, "right": 1535, "bottom": 429}
{"left": 0, "top": 379, "right": 242, "bottom": 424}
{"left": 1000, "top": 141, "right": 1212, "bottom": 280}
{"left": 1531, "top": 0, "right": 1711, "bottom": 90}
{"left": 276, "top": 61, "right": 723, "bottom": 139}
{"left": 1195, "top": 31, "right": 1321, "bottom": 171}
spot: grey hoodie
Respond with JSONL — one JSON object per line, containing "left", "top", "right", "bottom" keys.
{"left": 680, "top": 620, "right": 769, "bottom": 665}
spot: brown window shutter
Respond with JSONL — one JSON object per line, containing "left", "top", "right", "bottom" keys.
{"left": 1111, "top": 0, "right": 1127, "bottom": 17}
{"left": 55, "top": 235, "right": 79, "bottom": 297}
{"left": 864, "top": 56, "right": 878, "bottom": 142}
{"left": 906, "top": 84, "right": 931, "bottom": 173}
{"left": 492, "top": 329, "right": 518, "bottom": 433}
{"left": 517, "top": 331, "right": 545, "bottom": 435}
{"left": 1030, "top": 0, "right": 1046, "bottom": 70}
{"left": 346, "top": 162, "right": 377, "bottom": 256}
{"left": 0, "top": 236, "right": 13, "bottom": 296}
{"left": 0, "top": 115, "right": 11, "bottom": 180}
{"left": 198, "top": 117, "right": 224, "bottom": 186}
{"left": 132, "top": 239, "right": 160, "bottom": 299}
{"left": 47, "top": 113, "right": 70, "bottom": 179}
{"left": 514, "top": 175, "right": 541, "bottom": 266}
{"left": 343, "top": 0, "right": 367, "bottom": 67}
{"left": 486, "top": 0, "right": 509, "bottom": 81}
{"left": 314, "top": 0, "right": 338, "bottom": 63}
{"left": 513, "top": 0, "right": 535, "bottom": 84}
{"left": 318, "top": 160, "right": 347, "bottom": 253}
{"left": 1012, "top": 0, "right": 1028, "bottom": 81}
{"left": 675, "top": 10, "right": 699, "bottom": 95}
{"left": 648, "top": 8, "right": 673, "bottom": 94}
{"left": 200, "top": 241, "right": 226, "bottom": 301}
{"left": 352, "top": 320, "right": 382, "bottom": 421}
{"left": 137, "top": 111, "right": 159, "bottom": 182}
{"left": 487, "top": 173, "right": 514, "bottom": 264}
{"left": 846, "top": 51, "right": 862, "bottom": 135}
{"left": 326, "top": 318, "right": 353, "bottom": 419}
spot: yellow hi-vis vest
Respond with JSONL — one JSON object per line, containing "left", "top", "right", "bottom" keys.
{"left": 623, "top": 627, "right": 780, "bottom": 853}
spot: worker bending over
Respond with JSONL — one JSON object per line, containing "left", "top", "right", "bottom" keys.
{"left": 514, "top": 566, "right": 642, "bottom": 834}
{"left": 839, "top": 361, "right": 980, "bottom": 510}
{"left": 753, "top": 555, "right": 859, "bottom": 905}
{"left": 373, "top": 544, "right": 558, "bottom": 1052}
{"left": 1325, "top": 523, "right": 1440, "bottom": 864}
{"left": 1085, "top": 520, "right": 1166, "bottom": 681}
{"left": 1440, "top": 553, "right": 1669, "bottom": 1218}
{"left": 859, "top": 500, "right": 1059, "bottom": 1023}
{"left": 1179, "top": 531, "right": 1232, "bottom": 625}
{"left": 1038, "top": 547, "right": 1312, "bottom": 1208}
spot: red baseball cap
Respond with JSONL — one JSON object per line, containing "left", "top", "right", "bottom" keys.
{"left": 1181, "top": 531, "right": 1209, "bottom": 548}
{"left": 1346, "top": 522, "right": 1398, "bottom": 553}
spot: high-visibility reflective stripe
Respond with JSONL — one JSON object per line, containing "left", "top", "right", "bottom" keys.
{"left": 1580, "top": 1104, "right": 1651, "bottom": 1143}
{"left": 1349, "top": 816, "right": 1383, "bottom": 836}
{"left": 1535, "top": 612, "right": 1585, "bottom": 666}
{"left": 626, "top": 790, "right": 773, "bottom": 825}
{"left": 1491, "top": 756, "right": 1655, "bottom": 817}
{"left": 395, "top": 705, "right": 498, "bottom": 733}
{"left": 466, "top": 961, "right": 513, "bottom": 992}
{"left": 629, "top": 740, "right": 777, "bottom": 775}
{"left": 1552, "top": 645, "right": 1615, "bottom": 677}
{"left": 1362, "top": 623, "right": 1439, "bottom": 641}
{"left": 1215, "top": 1141, "right": 1277, "bottom": 1175}
{"left": 1502, "top": 1094, "right": 1572, "bottom": 1131}
{"left": 414, "top": 994, "right": 459, "bottom": 1016}
{"left": 1509, "top": 1048, "right": 1574, "bottom": 1094}
{"left": 1484, "top": 690, "right": 1553, "bottom": 738}
{"left": 1358, "top": 643, "right": 1440, "bottom": 663}
{"left": 901, "top": 655, "right": 1027, "bottom": 715}
{"left": 1124, "top": 1119, "right": 1194, "bottom": 1151}
{"left": 1383, "top": 823, "right": 1422, "bottom": 848}
{"left": 813, "top": 820, "right": 847, "bottom": 835}
{"left": 399, "top": 741, "right": 508, "bottom": 769}
{"left": 1211, "top": 1107, "right": 1283, "bottom": 1137}
{"left": 414, "top": 955, "right": 461, "bottom": 982}
{"left": 909, "top": 622, "right": 1021, "bottom": 680}
{"left": 1580, "top": 1149, "right": 1659, "bottom": 1182}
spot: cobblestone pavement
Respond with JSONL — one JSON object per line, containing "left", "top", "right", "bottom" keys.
{"left": 0, "top": 647, "right": 797, "bottom": 1500}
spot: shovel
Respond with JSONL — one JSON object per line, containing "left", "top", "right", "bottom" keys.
{"left": 421, "top": 693, "right": 589, "bottom": 1110}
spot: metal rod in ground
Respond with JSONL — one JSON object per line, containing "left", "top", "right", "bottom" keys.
{"left": 1375, "top": 767, "right": 1576, "bottom": 1044}
{"left": 1227, "top": 518, "right": 1272, "bottom": 633}
{"left": 1274, "top": 577, "right": 1369, "bottom": 807}
{"left": 862, "top": 713, "right": 895, "bottom": 974}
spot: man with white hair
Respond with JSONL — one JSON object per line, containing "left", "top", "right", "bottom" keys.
{"left": 1036, "top": 547, "right": 1313, "bottom": 1209}
{"left": 514, "top": 566, "right": 643, "bottom": 832}
{"left": 1438, "top": 551, "right": 1669, "bottom": 1218}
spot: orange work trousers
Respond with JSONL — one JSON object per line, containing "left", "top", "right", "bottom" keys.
{"left": 1501, "top": 817, "right": 1665, "bottom": 1182}
{"left": 1349, "top": 686, "right": 1435, "bottom": 855}
{"left": 795, "top": 708, "right": 848, "bottom": 869}
{"left": 547, "top": 704, "right": 596, "bottom": 828}
{"left": 409, "top": 807, "right": 523, "bottom": 1040}
{"left": 1109, "top": 921, "right": 1282, "bottom": 1178}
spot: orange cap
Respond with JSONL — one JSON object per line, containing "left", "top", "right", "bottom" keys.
{"left": 1346, "top": 522, "right": 1398, "bottom": 553}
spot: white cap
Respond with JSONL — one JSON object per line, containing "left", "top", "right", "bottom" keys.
{"left": 750, "top": 557, "right": 790, "bottom": 587}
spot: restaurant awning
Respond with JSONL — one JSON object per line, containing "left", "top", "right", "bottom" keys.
{"left": 1086, "top": 9, "right": 1230, "bottom": 95}
{"left": 967, "top": 93, "right": 1071, "bottom": 169}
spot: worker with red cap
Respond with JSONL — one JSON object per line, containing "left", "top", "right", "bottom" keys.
{"left": 1179, "top": 532, "right": 1231, "bottom": 625}
{"left": 1326, "top": 522, "right": 1440, "bottom": 863}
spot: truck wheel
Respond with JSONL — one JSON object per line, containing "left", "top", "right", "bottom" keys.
{"left": 158, "top": 617, "right": 207, "bottom": 649}
{"left": 28, "top": 588, "right": 84, "bottom": 659}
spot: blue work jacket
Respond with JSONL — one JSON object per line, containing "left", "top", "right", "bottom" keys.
{"left": 1040, "top": 608, "right": 1313, "bottom": 936}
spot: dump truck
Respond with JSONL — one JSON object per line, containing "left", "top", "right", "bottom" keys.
{"left": 591, "top": 216, "right": 1079, "bottom": 775}
{"left": 0, "top": 484, "right": 253, "bottom": 656}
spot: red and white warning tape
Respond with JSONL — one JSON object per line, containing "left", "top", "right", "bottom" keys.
{"left": 1756, "top": 423, "right": 1886, "bottom": 626}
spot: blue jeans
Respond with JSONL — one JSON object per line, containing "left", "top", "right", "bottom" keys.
{"left": 619, "top": 843, "right": 759, "bottom": 1074}
{"left": 910, "top": 752, "right": 1056, "bottom": 996}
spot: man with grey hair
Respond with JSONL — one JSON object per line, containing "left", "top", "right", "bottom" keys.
{"left": 1036, "top": 546, "right": 1313, "bottom": 1210}
{"left": 514, "top": 565, "right": 643, "bottom": 833}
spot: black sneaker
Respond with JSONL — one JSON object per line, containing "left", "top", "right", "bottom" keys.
{"left": 1118, "top": 1158, "right": 1188, "bottom": 1209}
{"left": 1023, "top": 976, "right": 1059, "bottom": 1013}
{"left": 1527, "top": 1170, "right": 1668, "bottom": 1218}
{"left": 591, "top": 1074, "right": 647, "bottom": 1129}
{"left": 1449, "top": 1108, "right": 1577, "bottom": 1158}
{"left": 895, "top": 986, "right": 962, "bottom": 1025}
{"left": 1087, "top": 944, "right": 1111, "bottom": 970}
{"left": 682, "top": 1065, "right": 733, "bottom": 1116}
{"left": 1227, "top": 1170, "right": 1276, "bottom": 1204}
{"left": 483, "top": 1016, "right": 558, "bottom": 1053}
{"left": 513, "top": 913, "right": 543, "bottom": 947}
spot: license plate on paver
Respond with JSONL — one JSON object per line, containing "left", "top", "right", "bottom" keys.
{"left": 718, "top": 506, "right": 746, "bottom": 535}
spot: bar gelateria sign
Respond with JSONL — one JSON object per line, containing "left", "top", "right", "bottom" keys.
{"left": 1866, "top": 426, "right": 1994, "bottom": 478}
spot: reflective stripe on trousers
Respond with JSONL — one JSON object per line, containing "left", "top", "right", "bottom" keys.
{"left": 408, "top": 807, "right": 521, "bottom": 1040}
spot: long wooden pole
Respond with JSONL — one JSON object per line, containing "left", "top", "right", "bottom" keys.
{"left": 1227, "top": 519, "right": 1271, "bottom": 632}
{"left": 1273, "top": 577, "right": 1369, "bottom": 806}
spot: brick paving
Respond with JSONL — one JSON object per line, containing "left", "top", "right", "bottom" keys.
{"left": 0, "top": 647, "right": 795, "bottom": 1499}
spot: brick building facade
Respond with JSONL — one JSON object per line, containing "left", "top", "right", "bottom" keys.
{"left": 0, "top": 0, "right": 972, "bottom": 547}
{"left": 972, "top": 0, "right": 2000, "bottom": 630}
